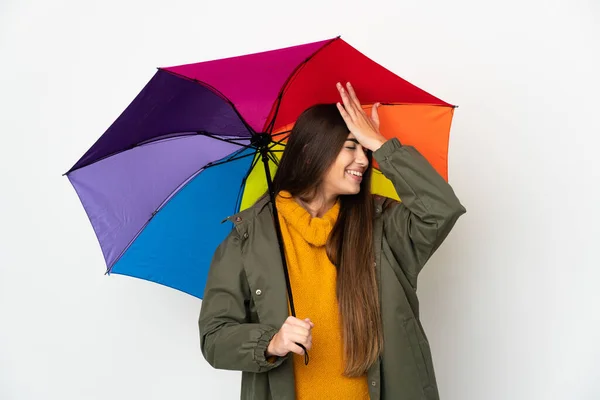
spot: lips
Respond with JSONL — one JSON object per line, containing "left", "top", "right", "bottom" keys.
{"left": 346, "top": 170, "right": 363, "bottom": 181}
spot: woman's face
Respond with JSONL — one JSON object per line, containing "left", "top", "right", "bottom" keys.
{"left": 321, "top": 133, "right": 369, "bottom": 197}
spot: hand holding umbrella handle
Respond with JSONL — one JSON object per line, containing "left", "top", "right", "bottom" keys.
{"left": 266, "top": 317, "right": 314, "bottom": 365}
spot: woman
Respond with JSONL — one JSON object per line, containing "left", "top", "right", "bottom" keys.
{"left": 199, "top": 82, "right": 466, "bottom": 400}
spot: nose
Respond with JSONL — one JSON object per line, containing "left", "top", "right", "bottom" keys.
{"left": 355, "top": 147, "right": 369, "bottom": 167}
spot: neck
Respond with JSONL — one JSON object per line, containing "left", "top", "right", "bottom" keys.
{"left": 296, "top": 191, "right": 338, "bottom": 218}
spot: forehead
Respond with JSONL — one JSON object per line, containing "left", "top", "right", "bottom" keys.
{"left": 346, "top": 133, "right": 359, "bottom": 144}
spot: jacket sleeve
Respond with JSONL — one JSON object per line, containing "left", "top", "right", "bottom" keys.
{"left": 199, "top": 229, "right": 287, "bottom": 373}
{"left": 373, "top": 138, "right": 466, "bottom": 287}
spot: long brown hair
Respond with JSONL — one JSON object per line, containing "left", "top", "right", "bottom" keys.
{"left": 272, "top": 104, "right": 383, "bottom": 376}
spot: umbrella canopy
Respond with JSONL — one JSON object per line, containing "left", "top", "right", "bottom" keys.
{"left": 65, "top": 37, "right": 455, "bottom": 300}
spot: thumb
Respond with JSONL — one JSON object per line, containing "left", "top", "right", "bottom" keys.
{"left": 304, "top": 318, "right": 315, "bottom": 328}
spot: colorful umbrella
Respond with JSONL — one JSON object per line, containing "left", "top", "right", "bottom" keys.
{"left": 65, "top": 37, "right": 455, "bottom": 304}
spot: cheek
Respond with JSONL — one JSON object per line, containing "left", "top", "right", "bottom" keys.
{"left": 324, "top": 163, "right": 346, "bottom": 187}
{"left": 336, "top": 160, "right": 350, "bottom": 179}
{"left": 335, "top": 154, "right": 352, "bottom": 170}
{"left": 324, "top": 152, "right": 354, "bottom": 186}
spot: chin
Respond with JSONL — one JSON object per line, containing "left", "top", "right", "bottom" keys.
{"left": 339, "top": 186, "right": 361, "bottom": 196}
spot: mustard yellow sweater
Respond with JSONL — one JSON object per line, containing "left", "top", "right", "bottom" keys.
{"left": 275, "top": 191, "right": 369, "bottom": 400}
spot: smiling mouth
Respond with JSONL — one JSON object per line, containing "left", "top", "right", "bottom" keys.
{"left": 346, "top": 170, "right": 363, "bottom": 181}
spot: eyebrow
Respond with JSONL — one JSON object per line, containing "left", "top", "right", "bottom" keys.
{"left": 346, "top": 138, "right": 359, "bottom": 144}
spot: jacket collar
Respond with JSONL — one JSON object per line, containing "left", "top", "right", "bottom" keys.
{"left": 222, "top": 193, "right": 389, "bottom": 227}
{"left": 221, "top": 193, "right": 272, "bottom": 226}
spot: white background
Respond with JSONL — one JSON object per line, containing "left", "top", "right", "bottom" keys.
{"left": 1, "top": 0, "right": 599, "bottom": 399}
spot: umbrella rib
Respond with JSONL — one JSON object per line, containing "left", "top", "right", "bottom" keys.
{"left": 271, "top": 129, "right": 291, "bottom": 137}
{"left": 232, "top": 145, "right": 281, "bottom": 216}
{"left": 266, "top": 152, "right": 280, "bottom": 167}
{"left": 217, "top": 146, "right": 249, "bottom": 163}
{"left": 264, "top": 92, "right": 284, "bottom": 134}
{"left": 196, "top": 131, "right": 253, "bottom": 149}
{"left": 64, "top": 131, "right": 253, "bottom": 175}
{"left": 153, "top": 148, "right": 252, "bottom": 216}
{"left": 105, "top": 219, "right": 154, "bottom": 275}
{"left": 203, "top": 150, "right": 257, "bottom": 170}
{"left": 153, "top": 149, "right": 256, "bottom": 214}
{"left": 233, "top": 152, "right": 262, "bottom": 214}
{"left": 160, "top": 69, "right": 258, "bottom": 135}
{"left": 270, "top": 134, "right": 290, "bottom": 147}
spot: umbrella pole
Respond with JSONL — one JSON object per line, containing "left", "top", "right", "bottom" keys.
{"left": 259, "top": 144, "right": 310, "bottom": 365}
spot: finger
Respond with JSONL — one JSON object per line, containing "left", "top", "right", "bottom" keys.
{"left": 337, "top": 83, "right": 353, "bottom": 113}
{"left": 336, "top": 102, "right": 353, "bottom": 126}
{"left": 286, "top": 317, "right": 312, "bottom": 331}
{"left": 287, "top": 325, "right": 310, "bottom": 338}
{"left": 337, "top": 82, "right": 357, "bottom": 118}
{"left": 346, "top": 82, "right": 364, "bottom": 112}
{"left": 371, "top": 103, "right": 381, "bottom": 129}
{"left": 286, "top": 333, "right": 311, "bottom": 347}
{"left": 304, "top": 318, "right": 315, "bottom": 329}
{"left": 304, "top": 338, "right": 313, "bottom": 351}
{"left": 284, "top": 322, "right": 311, "bottom": 338}
{"left": 285, "top": 316, "right": 307, "bottom": 326}
{"left": 288, "top": 343, "right": 305, "bottom": 356}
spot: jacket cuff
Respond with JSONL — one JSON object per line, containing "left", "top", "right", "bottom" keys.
{"left": 253, "top": 327, "right": 287, "bottom": 370}
{"left": 373, "top": 137, "right": 403, "bottom": 162}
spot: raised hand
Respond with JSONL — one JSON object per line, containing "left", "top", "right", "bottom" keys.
{"left": 336, "top": 82, "right": 387, "bottom": 152}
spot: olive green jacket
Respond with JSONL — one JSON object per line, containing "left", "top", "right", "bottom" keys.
{"left": 199, "top": 138, "right": 466, "bottom": 399}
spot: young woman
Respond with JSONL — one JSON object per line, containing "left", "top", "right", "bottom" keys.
{"left": 199, "top": 82, "right": 466, "bottom": 400}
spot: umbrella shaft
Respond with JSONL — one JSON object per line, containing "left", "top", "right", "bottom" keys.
{"left": 260, "top": 147, "right": 309, "bottom": 365}
{"left": 259, "top": 148, "right": 297, "bottom": 317}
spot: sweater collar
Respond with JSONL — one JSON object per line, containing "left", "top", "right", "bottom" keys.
{"left": 275, "top": 191, "right": 340, "bottom": 246}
